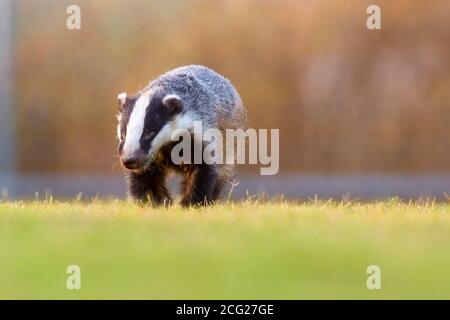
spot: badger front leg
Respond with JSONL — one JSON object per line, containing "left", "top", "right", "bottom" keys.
{"left": 181, "top": 164, "right": 219, "bottom": 207}
{"left": 127, "top": 166, "right": 172, "bottom": 206}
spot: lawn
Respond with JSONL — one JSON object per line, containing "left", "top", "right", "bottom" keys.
{"left": 1, "top": 199, "right": 450, "bottom": 299}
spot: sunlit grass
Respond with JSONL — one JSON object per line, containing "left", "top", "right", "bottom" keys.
{"left": 1, "top": 199, "right": 450, "bottom": 299}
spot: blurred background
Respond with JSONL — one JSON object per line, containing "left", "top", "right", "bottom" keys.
{"left": 1, "top": 0, "right": 449, "bottom": 200}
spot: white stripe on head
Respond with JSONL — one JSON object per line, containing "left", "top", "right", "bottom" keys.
{"left": 122, "top": 92, "right": 150, "bottom": 158}
{"left": 116, "top": 113, "right": 122, "bottom": 140}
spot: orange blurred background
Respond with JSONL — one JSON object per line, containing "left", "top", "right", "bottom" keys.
{"left": 11, "top": 0, "right": 450, "bottom": 175}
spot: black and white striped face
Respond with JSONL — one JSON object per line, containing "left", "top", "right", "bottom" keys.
{"left": 117, "top": 91, "right": 183, "bottom": 171}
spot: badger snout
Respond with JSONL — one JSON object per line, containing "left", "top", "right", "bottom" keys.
{"left": 121, "top": 150, "right": 148, "bottom": 171}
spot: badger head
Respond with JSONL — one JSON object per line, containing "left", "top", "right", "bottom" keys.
{"left": 116, "top": 90, "right": 184, "bottom": 172}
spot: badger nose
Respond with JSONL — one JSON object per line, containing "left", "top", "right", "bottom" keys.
{"left": 121, "top": 149, "right": 148, "bottom": 170}
{"left": 122, "top": 157, "right": 140, "bottom": 170}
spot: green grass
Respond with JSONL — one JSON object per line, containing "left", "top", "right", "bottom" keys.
{"left": 1, "top": 199, "right": 450, "bottom": 299}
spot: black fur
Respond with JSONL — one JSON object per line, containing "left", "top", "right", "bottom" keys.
{"left": 180, "top": 164, "right": 220, "bottom": 207}
{"left": 140, "top": 95, "right": 177, "bottom": 154}
{"left": 119, "top": 95, "right": 223, "bottom": 207}
{"left": 118, "top": 94, "right": 179, "bottom": 155}
{"left": 127, "top": 165, "right": 172, "bottom": 206}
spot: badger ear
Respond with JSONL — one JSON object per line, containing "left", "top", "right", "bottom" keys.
{"left": 162, "top": 94, "right": 182, "bottom": 114}
{"left": 117, "top": 92, "right": 127, "bottom": 111}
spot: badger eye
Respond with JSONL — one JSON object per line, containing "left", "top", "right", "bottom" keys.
{"left": 143, "top": 130, "right": 155, "bottom": 140}
{"left": 120, "top": 129, "right": 126, "bottom": 141}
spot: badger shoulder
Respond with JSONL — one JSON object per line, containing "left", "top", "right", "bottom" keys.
{"left": 140, "top": 65, "right": 246, "bottom": 129}
{"left": 149, "top": 66, "right": 239, "bottom": 103}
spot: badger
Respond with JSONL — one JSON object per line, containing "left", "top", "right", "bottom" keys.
{"left": 116, "top": 65, "right": 247, "bottom": 206}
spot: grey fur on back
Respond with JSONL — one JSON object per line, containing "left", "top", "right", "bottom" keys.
{"left": 130, "top": 65, "right": 248, "bottom": 201}
{"left": 142, "top": 65, "right": 247, "bottom": 131}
